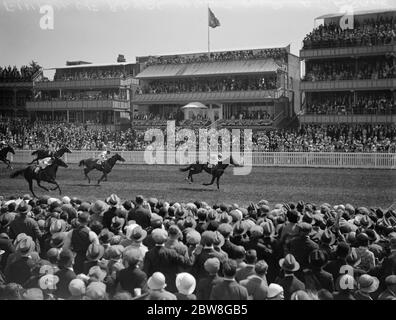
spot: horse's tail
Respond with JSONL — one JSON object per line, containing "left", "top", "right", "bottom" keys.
{"left": 10, "top": 168, "right": 25, "bottom": 179}
{"left": 78, "top": 159, "right": 85, "bottom": 167}
{"left": 179, "top": 165, "right": 192, "bottom": 172}
{"left": 31, "top": 150, "right": 38, "bottom": 156}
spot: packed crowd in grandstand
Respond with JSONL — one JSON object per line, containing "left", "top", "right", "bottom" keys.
{"left": 136, "top": 76, "right": 278, "bottom": 95}
{"left": 1, "top": 119, "right": 395, "bottom": 153}
{"left": 303, "top": 57, "right": 396, "bottom": 81}
{"left": 144, "top": 47, "right": 288, "bottom": 66}
{"left": 0, "top": 193, "right": 395, "bottom": 300}
{"left": 33, "top": 91, "right": 127, "bottom": 102}
{"left": 302, "top": 16, "right": 396, "bottom": 49}
{"left": 52, "top": 69, "right": 129, "bottom": 82}
{"left": 306, "top": 93, "right": 395, "bottom": 115}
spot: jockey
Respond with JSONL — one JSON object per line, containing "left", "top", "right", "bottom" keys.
{"left": 97, "top": 148, "right": 111, "bottom": 166}
{"left": 207, "top": 152, "right": 222, "bottom": 169}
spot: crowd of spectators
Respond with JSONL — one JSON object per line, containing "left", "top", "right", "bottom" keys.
{"left": 306, "top": 94, "right": 395, "bottom": 115}
{"left": 52, "top": 69, "right": 129, "bottom": 82}
{"left": 0, "top": 193, "right": 396, "bottom": 300}
{"left": 136, "top": 76, "right": 277, "bottom": 95}
{"left": 304, "top": 57, "right": 396, "bottom": 81}
{"left": 303, "top": 16, "right": 396, "bottom": 49}
{"left": 33, "top": 91, "right": 127, "bottom": 102}
{"left": 0, "top": 62, "right": 41, "bottom": 83}
{"left": 144, "top": 48, "right": 288, "bottom": 66}
{"left": 1, "top": 119, "right": 394, "bottom": 153}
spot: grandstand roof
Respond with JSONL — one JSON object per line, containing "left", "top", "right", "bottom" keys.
{"left": 135, "top": 59, "right": 280, "bottom": 79}
{"left": 316, "top": 8, "right": 396, "bottom": 19}
{"left": 45, "top": 61, "right": 136, "bottom": 71}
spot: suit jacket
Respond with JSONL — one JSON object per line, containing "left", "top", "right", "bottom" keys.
{"left": 116, "top": 266, "right": 147, "bottom": 295}
{"left": 240, "top": 275, "right": 268, "bottom": 300}
{"left": 235, "top": 265, "right": 256, "bottom": 283}
{"left": 275, "top": 274, "right": 305, "bottom": 300}
{"left": 303, "top": 268, "right": 334, "bottom": 292}
{"left": 333, "top": 291, "right": 356, "bottom": 300}
{"left": 193, "top": 247, "right": 226, "bottom": 279}
{"left": 378, "top": 288, "right": 396, "bottom": 300}
{"left": 5, "top": 256, "right": 35, "bottom": 286}
{"left": 222, "top": 239, "right": 241, "bottom": 260}
{"left": 210, "top": 278, "right": 248, "bottom": 300}
{"left": 324, "top": 258, "right": 347, "bottom": 281}
{"left": 286, "top": 235, "right": 319, "bottom": 270}
{"left": 143, "top": 245, "right": 190, "bottom": 293}
{"left": 55, "top": 268, "right": 77, "bottom": 299}
{"left": 196, "top": 274, "right": 221, "bottom": 300}
{"left": 0, "top": 236, "right": 15, "bottom": 272}
{"left": 146, "top": 289, "right": 177, "bottom": 300}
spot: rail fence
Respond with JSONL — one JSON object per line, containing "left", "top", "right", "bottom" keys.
{"left": 7, "top": 150, "right": 396, "bottom": 169}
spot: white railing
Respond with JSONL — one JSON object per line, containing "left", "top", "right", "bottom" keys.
{"left": 7, "top": 151, "right": 396, "bottom": 169}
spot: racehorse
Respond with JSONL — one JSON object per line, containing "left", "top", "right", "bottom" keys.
{"left": 28, "top": 146, "right": 72, "bottom": 164}
{"left": 10, "top": 157, "right": 68, "bottom": 198}
{"left": 78, "top": 153, "right": 125, "bottom": 185}
{"left": 179, "top": 156, "right": 242, "bottom": 189}
{"left": 0, "top": 145, "right": 15, "bottom": 169}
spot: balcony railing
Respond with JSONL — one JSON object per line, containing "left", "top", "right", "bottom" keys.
{"left": 25, "top": 99, "right": 130, "bottom": 111}
{"left": 299, "top": 114, "right": 396, "bottom": 123}
{"left": 132, "top": 90, "right": 280, "bottom": 104}
{"left": 300, "top": 78, "right": 396, "bottom": 91}
{"left": 35, "top": 77, "right": 134, "bottom": 90}
{"left": 300, "top": 44, "right": 396, "bottom": 59}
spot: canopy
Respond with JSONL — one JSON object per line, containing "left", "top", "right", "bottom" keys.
{"left": 181, "top": 102, "right": 208, "bottom": 109}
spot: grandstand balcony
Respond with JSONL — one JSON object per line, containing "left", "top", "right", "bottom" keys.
{"left": 132, "top": 90, "right": 280, "bottom": 105}
{"left": 35, "top": 77, "right": 137, "bottom": 90}
{"left": 0, "top": 81, "right": 33, "bottom": 89}
{"left": 299, "top": 113, "right": 396, "bottom": 124}
{"left": 25, "top": 99, "right": 130, "bottom": 111}
{"left": 300, "top": 43, "right": 396, "bottom": 60}
{"left": 300, "top": 78, "right": 396, "bottom": 92}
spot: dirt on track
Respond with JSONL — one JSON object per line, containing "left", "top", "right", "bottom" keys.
{"left": 1, "top": 164, "right": 395, "bottom": 208}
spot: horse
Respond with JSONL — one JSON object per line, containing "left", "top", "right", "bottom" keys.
{"left": 0, "top": 145, "right": 15, "bottom": 169}
{"left": 78, "top": 153, "right": 125, "bottom": 185}
{"left": 10, "top": 157, "right": 68, "bottom": 198}
{"left": 179, "top": 156, "right": 242, "bottom": 189}
{"left": 28, "top": 146, "right": 72, "bottom": 164}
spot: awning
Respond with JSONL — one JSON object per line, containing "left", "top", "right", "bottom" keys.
{"left": 181, "top": 102, "right": 208, "bottom": 109}
{"left": 136, "top": 58, "right": 279, "bottom": 79}
{"left": 316, "top": 9, "right": 395, "bottom": 20}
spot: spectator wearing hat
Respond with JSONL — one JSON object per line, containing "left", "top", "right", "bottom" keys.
{"left": 275, "top": 254, "right": 305, "bottom": 300}
{"left": 143, "top": 228, "right": 193, "bottom": 293}
{"left": 68, "top": 278, "right": 86, "bottom": 300}
{"left": 303, "top": 250, "right": 334, "bottom": 293}
{"left": 355, "top": 232, "right": 376, "bottom": 272}
{"left": 110, "top": 216, "right": 125, "bottom": 236}
{"left": 354, "top": 274, "right": 379, "bottom": 300}
{"left": 63, "top": 212, "right": 99, "bottom": 274}
{"left": 122, "top": 225, "right": 148, "bottom": 265}
{"left": 279, "top": 209, "right": 300, "bottom": 250}
{"left": 319, "top": 229, "right": 336, "bottom": 259}
{"left": 266, "top": 283, "right": 284, "bottom": 300}
{"left": 115, "top": 247, "right": 147, "bottom": 297}
{"left": 0, "top": 233, "right": 15, "bottom": 272}
{"left": 218, "top": 223, "right": 241, "bottom": 260}
{"left": 333, "top": 274, "right": 356, "bottom": 300}
{"left": 165, "top": 225, "right": 188, "bottom": 258}
{"left": 89, "top": 200, "right": 108, "bottom": 226}
{"left": 192, "top": 231, "right": 225, "bottom": 280}
{"left": 54, "top": 249, "right": 76, "bottom": 299}
{"left": 175, "top": 272, "right": 196, "bottom": 300}
{"left": 84, "top": 281, "right": 108, "bottom": 300}
{"left": 235, "top": 249, "right": 257, "bottom": 282}
{"left": 196, "top": 257, "right": 221, "bottom": 300}
{"left": 5, "top": 236, "right": 37, "bottom": 286}
{"left": 196, "top": 208, "right": 207, "bottom": 234}
{"left": 129, "top": 196, "right": 151, "bottom": 230}
{"left": 8, "top": 201, "right": 42, "bottom": 253}
{"left": 83, "top": 243, "right": 105, "bottom": 275}
{"left": 23, "top": 288, "right": 44, "bottom": 300}
{"left": 210, "top": 259, "right": 248, "bottom": 300}
{"left": 213, "top": 231, "right": 228, "bottom": 263}
{"left": 286, "top": 222, "right": 319, "bottom": 271}
{"left": 378, "top": 275, "right": 396, "bottom": 300}
{"left": 146, "top": 272, "right": 176, "bottom": 300}
{"left": 324, "top": 242, "right": 350, "bottom": 281}
{"left": 240, "top": 260, "right": 269, "bottom": 300}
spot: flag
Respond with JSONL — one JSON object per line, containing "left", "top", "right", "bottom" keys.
{"left": 208, "top": 8, "right": 220, "bottom": 28}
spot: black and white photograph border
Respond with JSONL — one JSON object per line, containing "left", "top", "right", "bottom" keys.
{"left": 0, "top": 0, "right": 395, "bottom": 306}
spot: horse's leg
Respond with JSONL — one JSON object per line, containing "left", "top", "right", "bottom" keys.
{"left": 28, "top": 157, "right": 38, "bottom": 165}
{"left": 28, "top": 179, "right": 37, "bottom": 198}
{"left": 6, "top": 159, "right": 12, "bottom": 169}
{"left": 216, "top": 176, "right": 220, "bottom": 190}
{"left": 84, "top": 167, "right": 91, "bottom": 184}
{"left": 48, "top": 180, "right": 62, "bottom": 195}
{"left": 203, "top": 175, "right": 215, "bottom": 186}
{"left": 97, "top": 172, "right": 105, "bottom": 185}
{"left": 37, "top": 180, "right": 49, "bottom": 192}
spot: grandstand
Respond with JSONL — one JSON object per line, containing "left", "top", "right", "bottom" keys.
{"left": 24, "top": 59, "right": 140, "bottom": 130}
{"left": 299, "top": 9, "right": 396, "bottom": 124}
{"left": 132, "top": 46, "right": 300, "bottom": 129}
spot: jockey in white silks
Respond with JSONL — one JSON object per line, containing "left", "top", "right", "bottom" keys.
{"left": 97, "top": 149, "right": 111, "bottom": 166}
{"left": 37, "top": 144, "right": 54, "bottom": 171}
{"left": 207, "top": 152, "right": 223, "bottom": 169}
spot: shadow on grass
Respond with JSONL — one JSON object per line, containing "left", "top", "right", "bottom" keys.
{"left": 67, "top": 183, "right": 101, "bottom": 187}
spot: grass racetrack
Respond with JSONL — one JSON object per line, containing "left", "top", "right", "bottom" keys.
{"left": 1, "top": 164, "right": 395, "bottom": 208}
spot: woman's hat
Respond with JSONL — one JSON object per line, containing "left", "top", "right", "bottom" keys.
{"left": 175, "top": 272, "right": 196, "bottom": 295}
{"left": 147, "top": 272, "right": 167, "bottom": 290}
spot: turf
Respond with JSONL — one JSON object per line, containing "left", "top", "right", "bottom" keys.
{"left": 0, "top": 164, "right": 395, "bottom": 208}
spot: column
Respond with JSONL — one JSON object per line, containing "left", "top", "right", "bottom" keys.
{"left": 67, "top": 110, "right": 69, "bottom": 122}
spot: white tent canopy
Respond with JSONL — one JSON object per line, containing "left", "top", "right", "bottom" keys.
{"left": 180, "top": 102, "right": 208, "bottom": 110}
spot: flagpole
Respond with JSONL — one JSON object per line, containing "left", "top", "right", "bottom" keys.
{"left": 207, "top": 5, "right": 210, "bottom": 56}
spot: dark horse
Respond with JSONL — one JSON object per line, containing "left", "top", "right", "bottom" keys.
{"left": 10, "top": 157, "right": 68, "bottom": 198}
{"left": 79, "top": 153, "right": 125, "bottom": 185}
{"left": 179, "top": 156, "right": 241, "bottom": 189}
{"left": 28, "top": 146, "right": 72, "bottom": 164}
{"left": 0, "top": 145, "right": 15, "bottom": 169}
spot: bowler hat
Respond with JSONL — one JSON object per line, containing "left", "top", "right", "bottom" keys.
{"left": 279, "top": 254, "right": 300, "bottom": 272}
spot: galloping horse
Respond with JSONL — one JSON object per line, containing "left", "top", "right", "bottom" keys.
{"left": 10, "top": 157, "right": 68, "bottom": 198}
{"left": 79, "top": 153, "right": 125, "bottom": 185}
{"left": 0, "top": 145, "right": 15, "bottom": 169}
{"left": 29, "top": 146, "right": 72, "bottom": 164}
{"left": 179, "top": 156, "right": 241, "bottom": 189}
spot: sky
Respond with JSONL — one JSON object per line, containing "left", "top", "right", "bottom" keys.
{"left": 0, "top": 0, "right": 395, "bottom": 69}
